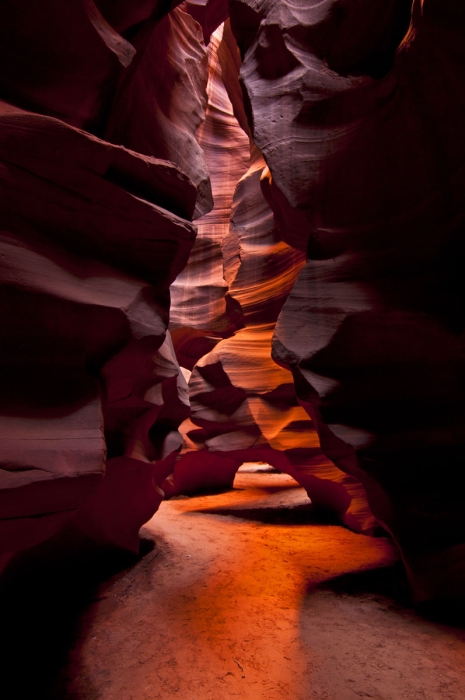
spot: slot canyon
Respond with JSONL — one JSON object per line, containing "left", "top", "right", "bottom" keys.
{"left": 1, "top": 0, "right": 465, "bottom": 698}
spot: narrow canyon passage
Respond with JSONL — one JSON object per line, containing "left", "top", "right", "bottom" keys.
{"left": 2, "top": 3, "right": 465, "bottom": 698}
{"left": 5, "top": 467, "right": 463, "bottom": 700}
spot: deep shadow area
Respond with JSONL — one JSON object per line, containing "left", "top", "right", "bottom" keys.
{"left": 316, "top": 561, "right": 412, "bottom": 607}
{"left": 417, "top": 598, "right": 465, "bottom": 629}
{"left": 187, "top": 502, "right": 341, "bottom": 525}
{"left": 170, "top": 486, "right": 238, "bottom": 498}
{"left": 311, "top": 562, "right": 465, "bottom": 629}
{"left": 0, "top": 525, "right": 155, "bottom": 700}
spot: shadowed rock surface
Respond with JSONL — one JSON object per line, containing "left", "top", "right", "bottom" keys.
{"left": 229, "top": 0, "right": 465, "bottom": 602}
{"left": 104, "top": 5, "right": 213, "bottom": 217}
{"left": 1, "top": 0, "right": 464, "bottom": 606}
{"left": 0, "top": 3, "right": 204, "bottom": 555}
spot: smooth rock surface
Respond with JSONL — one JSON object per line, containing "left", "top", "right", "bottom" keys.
{"left": 105, "top": 6, "right": 213, "bottom": 217}
{"left": 168, "top": 42, "right": 375, "bottom": 532}
{"left": 0, "top": 0, "right": 135, "bottom": 129}
{"left": 0, "top": 101, "right": 197, "bottom": 553}
{"left": 229, "top": 0, "right": 465, "bottom": 600}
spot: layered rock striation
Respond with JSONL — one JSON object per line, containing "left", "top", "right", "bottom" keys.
{"left": 1, "top": 0, "right": 464, "bottom": 605}
{"left": 167, "top": 30, "right": 375, "bottom": 533}
{"left": 170, "top": 26, "right": 250, "bottom": 342}
{"left": 104, "top": 5, "right": 213, "bottom": 218}
{"left": 230, "top": 0, "right": 465, "bottom": 601}
{"left": 0, "top": 3, "right": 208, "bottom": 555}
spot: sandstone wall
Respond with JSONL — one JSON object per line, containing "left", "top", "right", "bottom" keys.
{"left": 229, "top": 0, "right": 465, "bottom": 602}
{"left": 1, "top": 0, "right": 464, "bottom": 603}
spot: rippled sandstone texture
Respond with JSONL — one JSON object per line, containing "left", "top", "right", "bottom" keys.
{"left": 166, "top": 28, "right": 376, "bottom": 535}
{"left": 0, "top": 1, "right": 207, "bottom": 556}
{"left": 105, "top": 4, "right": 213, "bottom": 218}
{"left": 170, "top": 27, "right": 250, "bottom": 342}
{"left": 229, "top": 0, "right": 465, "bottom": 602}
{"left": 1, "top": 0, "right": 464, "bottom": 606}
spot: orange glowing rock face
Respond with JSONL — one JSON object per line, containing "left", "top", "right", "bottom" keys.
{"left": 179, "top": 325, "right": 376, "bottom": 535}
{"left": 167, "top": 30, "right": 376, "bottom": 534}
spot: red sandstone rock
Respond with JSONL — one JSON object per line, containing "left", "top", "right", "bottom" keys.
{"left": 2, "top": 0, "right": 464, "bottom": 607}
{"left": 0, "top": 102, "right": 197, "bottom": 553}
{"left": 186, "top": 0, "right": 229, "bottom": 44}
{"left": 217, "top": 20, "right": 253, "bottom": 139}
{"left": 229, "top": 148, "right": 305, "bottom": 326}
{"left": 0, "top": 106, "right": 196, "bottom": 282}
{"left": 230, "top": 0, "right": 413, "bottom": 218}
{"left": 166, "top": 26, "right": 375, "bottom": 533}
{"left": 162, "top": 450, "right": 241, "bottom": 497}
{"left": 178, "top": 327, "right": 375, "bottom": 533}
{"left": 95, "top": 0, "right": 182, "bottom": 34}
{"left": 105, "top": 6, "right": 213, "bottom": 217}
{"left": 0, "top": 0, "right": 135, "bottom": 129}
{"left": 171, "top": 143, "right": 375, "bottom": 532}
{"left": 74, "top": 332, "right": 190, "bottom": 552}
{"left": 230, "top": 0, "right": 465, "bottom": 601}
{"left": 170, "top": 24, "right": 250, "bottom": 360}
{"left": 170, "top": 26, "right": 250, "bottom": 341}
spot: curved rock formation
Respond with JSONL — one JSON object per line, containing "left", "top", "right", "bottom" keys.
{"left": 230, "top": 0, "right": 465, "bottom": 601}
{"left": 0, "top": 0, "right": 135, "bottom": 129}
{"left": 105, "top": 5, "right": 213, "bottom": 217}
{"left": 1, "top": 0, "right": 464, "bottom": 607}
{"left": 186, "top": 0, "right": 229, "bottom": 44}
{"left": 95, "top": 0, "right": 182, "bottom": 34}
{"left": 0, "top": 27, "right": 199, "bottom": 553}
{"left": 169, "top": 141, "right": 375, "bottom": 533}
{"left": 170, "top": 26, "right": 250, "bottom": 349}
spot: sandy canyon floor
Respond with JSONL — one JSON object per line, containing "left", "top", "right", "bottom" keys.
{"left": 2, "top": 465, "right": 465, "bottom": 699}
